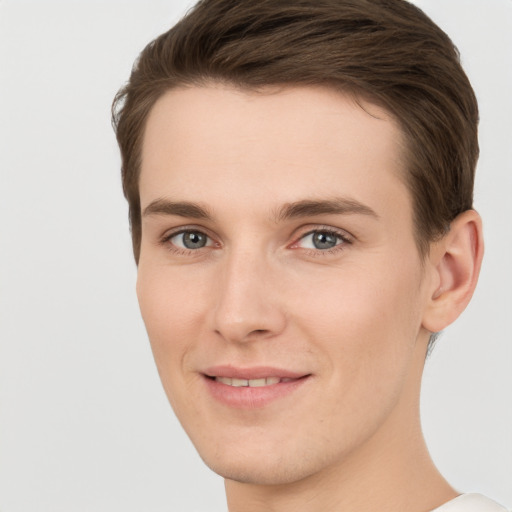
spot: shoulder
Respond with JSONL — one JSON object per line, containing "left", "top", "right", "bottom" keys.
{"left": 432, "top": 494, "right": 509, "bottom": 512}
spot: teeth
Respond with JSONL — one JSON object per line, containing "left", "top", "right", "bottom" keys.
{"left": 214, "top": 376, "right": 285, "bottom": 387}
{"left": 249, "top": 378, "right": 267, "bottom": 387}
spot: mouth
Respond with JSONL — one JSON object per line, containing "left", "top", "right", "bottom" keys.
{"left": 202, "top": 367, "right": 311, "bottom": 408}
{"left": 208, "top": 376, "right": 298, "bottom": 387}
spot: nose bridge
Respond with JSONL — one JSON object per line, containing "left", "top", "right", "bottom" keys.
{"left": 212, "top": 242, "right": 285, "bottom": 343}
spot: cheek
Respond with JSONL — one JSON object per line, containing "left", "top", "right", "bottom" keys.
{"left": 136, "top": 264, "right": 208, "bottom": 370}
{"left": 289, "top": 263, "right": 425, "bottom": 451}
{"left": 297, "top": 256, "right": 421, "bottom": 333}
{"left": 136, "top": 263, "right": 214, "bottom": 422}
{"left": 290, "top": 257, "right": 425, "bottom": 391}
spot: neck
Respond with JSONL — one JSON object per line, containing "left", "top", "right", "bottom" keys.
{"left": 225, "top": 341, "right": 457, "bottom": 512}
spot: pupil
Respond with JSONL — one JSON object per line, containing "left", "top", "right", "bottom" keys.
{"left": 183, "top": 232, "right": 206, "bottom": 249}
{"left": 313, "top": 232, "right": 337, "bottom": 250}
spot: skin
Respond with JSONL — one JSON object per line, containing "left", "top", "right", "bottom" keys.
{"left": 137, "top": 84, "right": 483, "bottom": 512}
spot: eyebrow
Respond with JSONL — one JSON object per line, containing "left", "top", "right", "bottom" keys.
{"left": 275, "top": 198, "right": 379, "bottom": 222}
{"left": 142, "top": 198, "right": 212, "bottom": 220}
{"left": 142, "top": 197, "right": 379, "bottom": 222}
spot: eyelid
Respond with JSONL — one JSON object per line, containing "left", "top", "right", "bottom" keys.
{"left": 159, "top": 225, "right": 220, "bottom": 251}
{"left": 288, "top": 225, "right": 353, "bottom": 254}
{"left": 157, "top": 223, "right": 352, "bottom": 254}
{"left": 290, "top": 225, "right": 353, "bottom": 244}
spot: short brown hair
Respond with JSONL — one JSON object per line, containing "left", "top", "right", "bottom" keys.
{"left": 112, "top": 0, "right": 479, "bottom": 263}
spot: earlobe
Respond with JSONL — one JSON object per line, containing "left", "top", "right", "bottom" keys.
{"left": 422, "top": 210, "right": 484, "bottom": 333}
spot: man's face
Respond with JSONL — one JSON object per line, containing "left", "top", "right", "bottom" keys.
{"left": 137, "top": 85, "right": 434, "bottom": 485}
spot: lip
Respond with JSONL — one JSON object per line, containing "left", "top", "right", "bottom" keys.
{"left": 203, "top": 365, "right": 308, "bottom": 380}
{"left": 202, "top": 365, "right": 311, "bottom": 409}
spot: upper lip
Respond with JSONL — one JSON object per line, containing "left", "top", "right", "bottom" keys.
{"left": 203, "top": 365, "right": 309, "bottom": 380}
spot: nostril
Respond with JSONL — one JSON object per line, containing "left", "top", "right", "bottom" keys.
{"left": 247, "top": 329, "right": 272, "bottom": 338}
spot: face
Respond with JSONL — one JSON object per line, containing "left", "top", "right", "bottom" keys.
{"left": 137, "top": 84, "right": 434, "bottom": 485}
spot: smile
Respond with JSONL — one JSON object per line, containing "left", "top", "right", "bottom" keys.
{"left": 214, "top": 376, "right": 294, "bottom": 387}
{"left": 203, "top": 368, "right": 311, "bottom": 409}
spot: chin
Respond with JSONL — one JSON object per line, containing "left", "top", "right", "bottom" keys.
{"left": 195, "top": 435, "right": 340, "bottom": 486}
{"left": 204, "top": 457, "right": 312, "bottom": 486}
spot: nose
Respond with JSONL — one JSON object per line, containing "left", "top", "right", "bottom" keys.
{"left": 212, "top": 248, "right": 286, "bottom": 344}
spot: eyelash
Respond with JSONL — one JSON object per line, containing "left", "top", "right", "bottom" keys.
{"left": 159, "top": 226, "right": 352, "bottom": 256}
{"left": 292, "top": 227, "right": 352, "bottom": 257}
{"left": 159, "top": 228, "right": 217, "bottom": 257}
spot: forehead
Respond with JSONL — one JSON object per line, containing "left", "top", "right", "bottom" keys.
{"left": 140, "top": 84, "right": 409, "bottom": 222}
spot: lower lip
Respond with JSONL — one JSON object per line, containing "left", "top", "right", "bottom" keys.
{"left": 203, "top": 375, "right": 311, "bottom": 409}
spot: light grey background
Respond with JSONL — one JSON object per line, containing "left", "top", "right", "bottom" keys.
{"left": 0, "top": 1, "right": 510, "bottom": 511}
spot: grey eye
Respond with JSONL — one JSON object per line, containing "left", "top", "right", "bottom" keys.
{"left": 172, "top": 231, "right": 210, "bottom": 249}
{"left": 312, "top": 232, "right": 338, "bottom": 249}
{"left": 297, "top": 230, "right": 344, "bottom": 250}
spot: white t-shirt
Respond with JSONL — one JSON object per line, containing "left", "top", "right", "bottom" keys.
{"left": 433, "top": 494, "right": 509, "bottom": 512}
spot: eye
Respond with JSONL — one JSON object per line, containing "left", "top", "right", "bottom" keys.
{"left": 295, "top": 229, "right": 348, "bottom": 251}
{"left": 168, "top": 230, "right": 213, "bottom": 250}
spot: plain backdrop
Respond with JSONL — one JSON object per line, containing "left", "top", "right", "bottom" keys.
{"left": 0, "top": 1, "right": 510, "bottom": 511}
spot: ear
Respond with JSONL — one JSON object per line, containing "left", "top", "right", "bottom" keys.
{"left": 422, "top": 210, "right": 484, "bottom": 333}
